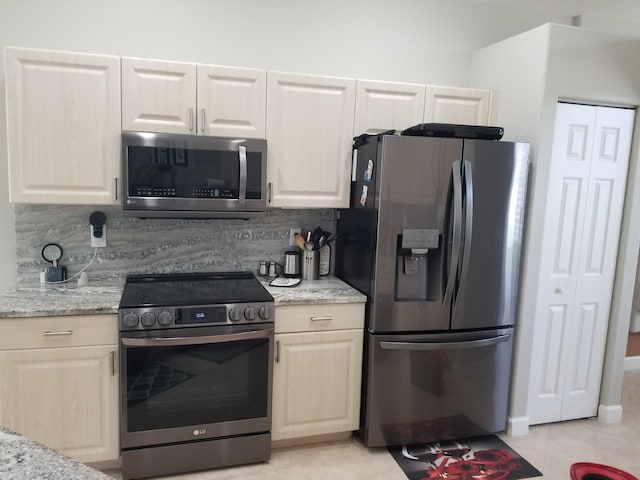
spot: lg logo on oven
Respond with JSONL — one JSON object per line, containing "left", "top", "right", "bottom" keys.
{"left": 193, "top": 429, "right": 206, "bottom": 436}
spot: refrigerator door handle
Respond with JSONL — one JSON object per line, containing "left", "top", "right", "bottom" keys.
{"left": 443, "top": 160, "right": 463, "bottom": 306}
{"left": 455, "top": 160, "right": 474, "bottom": 305}
{"left": 379, "top": 333, "right": 511, "bottom": 351}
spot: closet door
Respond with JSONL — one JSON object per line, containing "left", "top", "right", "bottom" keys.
{"left": 528, "top": 103, "right": 634, "bottom": 425}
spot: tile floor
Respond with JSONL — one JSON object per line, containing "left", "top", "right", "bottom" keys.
{"left": 104, "top": 370, "right": 640, "bottom": 479}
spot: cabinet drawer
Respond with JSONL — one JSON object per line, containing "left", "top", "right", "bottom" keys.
{"left": 0, "top": 315, "right": 118, "bottom": 350}
{"left": 275, "top": 303, "right": 364, "bottom": 334}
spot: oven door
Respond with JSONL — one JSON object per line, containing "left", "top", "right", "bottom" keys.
{"left": 120, "top": 323, "right": 273, "bottom": 450}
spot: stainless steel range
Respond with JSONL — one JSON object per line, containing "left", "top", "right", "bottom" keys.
{"left": 118, "top": 271, "right": 274, "bottom": 480}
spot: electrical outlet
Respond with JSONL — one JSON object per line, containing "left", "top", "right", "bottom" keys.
{"left": 90, "top": 225, "right": 107, "bottom": 248}
{"left": 289, "top": 228, "right": 301, "bottom": 247}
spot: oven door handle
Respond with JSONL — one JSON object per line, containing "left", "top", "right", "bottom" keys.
{"left": 121, "top": 327, "right": 273, "bottom": 347}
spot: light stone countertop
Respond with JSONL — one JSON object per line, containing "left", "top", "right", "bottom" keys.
{"left": 0, "top": 426, "right": 112, "bottom": 480}
{"left": 0, "top": 276, "right": 365, "bottom": 319}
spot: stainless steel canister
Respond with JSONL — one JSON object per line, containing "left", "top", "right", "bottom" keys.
{"left": 284, "top": 251, "right": 300, "bottom": 277}
{"left": 301, "top": 249, "right": 319, "bottom": 280}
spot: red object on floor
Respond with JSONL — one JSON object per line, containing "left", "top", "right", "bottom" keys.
{"left": 570, "top": 462, "right": 638, "bottom": 480}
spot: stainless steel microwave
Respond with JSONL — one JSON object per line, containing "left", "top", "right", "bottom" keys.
{"left": 122, "top": 132, "right": 267, "bottom": 218}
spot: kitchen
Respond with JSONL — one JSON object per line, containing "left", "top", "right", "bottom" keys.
{"left": 2, "top": 0, "right": 640, "bottom": 478}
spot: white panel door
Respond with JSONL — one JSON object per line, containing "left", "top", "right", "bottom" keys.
{"left": 5, "top": 48, "right": 121, "bottom": 204}
{"left": 197, "top": 65, "right": 266, "bottom": 138}
{"left": 528, "top": 103, "right": 634, "bottom": 425}
{"left": 272, "top": 329, "right": 363, "bottom": 441}
{"left": 266, "top": 72, "right": 355, "bottom": 208}
{"left": 0, "top": 345, "right": 119, "bottom": 463}
{"left": 353, "top": 79, "right": 425, "bottom": 135}
{"left": 121, "top": 57, "right": 196, "bottom": 134}
{"left": 424, "top": 85, "right": 492, "bottom": 126}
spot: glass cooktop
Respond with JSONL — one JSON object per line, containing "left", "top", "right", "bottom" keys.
{"left": 119, "top": 271, "right": 273, "bottom": 308}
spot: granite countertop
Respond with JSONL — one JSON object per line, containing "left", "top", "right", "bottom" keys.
{"left": 0, "top": 276, "right": 365, "bottom": 319}
{"left": 0, "top": 427, "right": 112, "bottom": 480}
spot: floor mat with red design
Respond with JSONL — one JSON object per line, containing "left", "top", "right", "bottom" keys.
{"left": 388, "top": 435, "right": 543, "bottom": 479}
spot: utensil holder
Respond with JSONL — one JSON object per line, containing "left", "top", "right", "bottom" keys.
{"left": 302, "top": 250, "right": 319, "bottom": 280}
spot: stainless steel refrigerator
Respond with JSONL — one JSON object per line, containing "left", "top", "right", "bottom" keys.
{"left": 336, "top": 129, "right": 529, "bottom": 447}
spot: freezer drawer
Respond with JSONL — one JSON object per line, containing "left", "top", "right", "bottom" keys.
{"left": 360, "top": 328, "right": 514, "bottom": 447}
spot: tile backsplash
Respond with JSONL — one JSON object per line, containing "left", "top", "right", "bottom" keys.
{"left": 15, "top": 205, "right": 334, "bottom": 286}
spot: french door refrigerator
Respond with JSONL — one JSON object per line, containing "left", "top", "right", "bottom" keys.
{"left": 336, "top": 129, "right": 529, "bottom": 447}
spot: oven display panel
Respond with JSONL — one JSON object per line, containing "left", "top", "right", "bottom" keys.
{"left": 176, "top": 306, "right": 227, "bottom": 324}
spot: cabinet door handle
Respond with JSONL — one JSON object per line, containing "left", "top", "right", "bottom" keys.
{"left": 110, "top": 351, "right": 116, "bottom": 376}
{"left": 43, "top": 330, "right": 73, "bottom": 336}
{"left": 201, "top": 108, "right": 206, "bottom": 134}
{"left": 268, "top": 182, "right": 272, "bottom": 203}
{"left": 310, "top": 316, "right": 332, "bottom": 322}
{"left": 189, "top": 107, "right": 194, "bottom": 132}
{"left": 275, "top": 340, "right": 280, "bottom": 363}
{"left": 114, "top": 178, "right": 119, "bottom": 202}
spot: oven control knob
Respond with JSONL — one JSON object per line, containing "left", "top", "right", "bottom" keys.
{"left": 141, "top": 311, "right": 156, "bottom": 327}
{"left": 229, "top": 307, "right": 243, "bottom": 322}
{"left": 259, "top": 306, "right": 272, "bottom": 320}
{"left": 158, "top": 311, "right": 173, "bottom": 326}
{"left": 244, "top": 306, "right": 257, "bottom": 321}
{"left": 123, "top": 312, "right": 139, "bottom": 328}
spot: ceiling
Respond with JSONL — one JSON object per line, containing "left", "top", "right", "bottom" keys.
{"left": 467, "top": 0, "right": 640, "bottom": 23}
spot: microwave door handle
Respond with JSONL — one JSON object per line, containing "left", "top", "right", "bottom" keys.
{"left": 238, "top": 145, "right": 247, "bottom": 208}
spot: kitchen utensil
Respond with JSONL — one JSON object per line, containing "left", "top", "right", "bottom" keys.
{"left": 304, "top": 240, "right": 315, "bottom": 250}
{"left": 295, "top": 233, "right": 306, "bottom": 251}
{"left": 302, "top": 249, "right": 319, "bottom": 280}
{"left": 284, "top": 250, "right": 300, "bottom": 278}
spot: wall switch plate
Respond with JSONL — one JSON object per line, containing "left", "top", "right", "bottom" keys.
{"left": 90, "top": 225, "right": 107, "bottom": 248}
{"left": 289, "top": 228, "right": 301, "bottom": 247}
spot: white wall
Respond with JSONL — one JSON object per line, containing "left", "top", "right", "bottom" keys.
{"left": 471, "top": 23, "right": 640, "bottom": 432}
{"left": 470, "top": 24, "right": 552, "bottom": 433}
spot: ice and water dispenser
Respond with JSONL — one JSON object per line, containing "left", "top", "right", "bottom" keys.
{"left": 395, "top": 228, "right": 441, "bottom": 301}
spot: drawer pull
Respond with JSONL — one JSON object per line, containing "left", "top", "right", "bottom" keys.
{"left": 310, "top": 316, "right": 332, "bottom": 322}
{"left": 43, "top": 330, "right": 73, "bottom": 336}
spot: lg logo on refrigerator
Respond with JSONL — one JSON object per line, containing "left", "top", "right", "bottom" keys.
{"left": 193, "top": 429, "right": 206, "bottom": 436}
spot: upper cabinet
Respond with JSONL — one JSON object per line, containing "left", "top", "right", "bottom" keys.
{"left": 4, "top": 48, "right": 121, "bottom": 204}
{"left": 267, "top": 72, "right": 355, "bottom": 208}
{"left": 424, "top": 85, "right": 493, "bottom": 126}
{"left": 122, "top": 57, "right": 266, "bottom": 138}
{"left": 353, "top": 80, "right": 425, "bottom": 135}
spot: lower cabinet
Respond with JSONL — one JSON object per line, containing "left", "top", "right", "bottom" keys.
{"left": 272, "top": 303, "right": 364, "bottom": 442}
{"left": 0, "top": 315, "right": 119, "bottom": 464}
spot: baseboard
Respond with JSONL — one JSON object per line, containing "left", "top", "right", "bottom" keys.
{"left": 506, "top": 416, "right": 529, "bottom": 437}
{"left": 598, "top": 404, "right": 623, "bottom": 424}
{"left": 624, "top": 355, "right": 640, "bottom": 371}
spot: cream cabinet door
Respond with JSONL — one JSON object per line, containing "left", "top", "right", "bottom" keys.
{"left": 272, "top": 329, "right": 363, "bottom": 441}
{"left": 197, "top": 65, "right": 266, "bottom": 137}
{"left": 122, "top": 58, "right": 266, "bottom": 137}
{"left": 528, "top": 103, "right": 634, "bottom": 425}
{"left": 266, "top": 72, "right": 355, "bottom": 208}
{"left": 424, "top": 85, "right": 493, "bottom": 126}
{"left": 354, "top": 79, "right": 425, "bottom": 135}
{"left": 5, "top": 48, "right": 121, "bottom": 204}
{"left": 121, "top": 57, "right": 197, "bottom": 134}
{"left": 0, "top": 345, "right": 119, "bottom": 463}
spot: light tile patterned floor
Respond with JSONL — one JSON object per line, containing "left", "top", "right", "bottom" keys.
{"left": 104, "top": 370, "right": 640, "bottom": 479}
